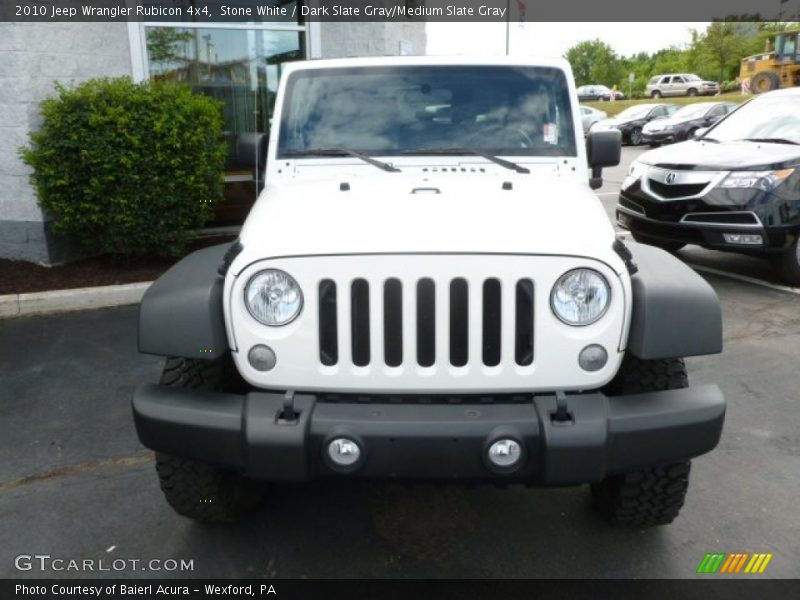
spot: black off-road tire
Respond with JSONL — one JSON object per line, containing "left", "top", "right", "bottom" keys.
{"left": 591, "top": 461, "right": 692, "bottom": 527}
{"left": 155, "top": 356, "right": 263, "bottom": 523}
{"left": 777, "top": 238, "right": 800, "bottom": 286}
{"left": 631, "top": 231, "right": 685, "bottom": 254}
{"left": 592, "top": 355, "right": 691, "bottom": 526}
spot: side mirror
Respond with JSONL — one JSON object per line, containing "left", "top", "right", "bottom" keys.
{"left": 693, "top": 127, "right": 709, "bottom": 139}
{"left": 587, "top": 129, "right": 622, "bottom": 190}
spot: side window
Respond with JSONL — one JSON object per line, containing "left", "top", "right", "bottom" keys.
{"left": 708, "top": 105, "right": 725, "bottom": 118}
{"left": 672, "top": 76, "right": 684, "bottom": 84}
{"left": 661, "top": 76, "right": 671, "bottom": 84}
{"left": 650, "top": 106, "right": 666, "bottom": 118}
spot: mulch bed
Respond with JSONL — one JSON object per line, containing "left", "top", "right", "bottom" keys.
{"left": 0, "top": 236, "right": 235, "bottom": 295}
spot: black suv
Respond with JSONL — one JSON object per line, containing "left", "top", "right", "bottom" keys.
{"left": 617, "top": 88, "right": 800, "bottom": 284}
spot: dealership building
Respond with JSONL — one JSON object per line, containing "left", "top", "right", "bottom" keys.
{"left": 0, "top": 16, "right": 425, "bottom": 263}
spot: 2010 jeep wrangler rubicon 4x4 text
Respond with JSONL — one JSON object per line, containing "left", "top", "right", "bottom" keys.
{"left": 133, "top": 57, "right": 725, "bottom": 526}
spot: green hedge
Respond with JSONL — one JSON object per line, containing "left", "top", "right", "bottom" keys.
{"left": 20, "top": 77, "right": 227, "bottom": 257}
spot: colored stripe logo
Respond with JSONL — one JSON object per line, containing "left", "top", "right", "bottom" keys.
{"left": 697, "top": 552, "right": 773, "bottom": 574}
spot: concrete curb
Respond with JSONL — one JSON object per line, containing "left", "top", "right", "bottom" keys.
{"left": 0, "top": 281, "right": 153, "bottom": 319}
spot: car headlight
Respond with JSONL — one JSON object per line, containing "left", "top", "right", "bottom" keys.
{"left": 245, "top": 269, "right": 303, "bottom": 326}
{"left": 550, "top": 269, "right": 610, "bottom": 326}
{"left": 621, "top": 160, "right": 647, "bottom": 191}
{"left": 717, "top": 169, "right": 794, "bottom": 192}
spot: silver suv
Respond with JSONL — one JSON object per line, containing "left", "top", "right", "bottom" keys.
{"left": 646, "top": 74, "right": 719, "bottom": 98}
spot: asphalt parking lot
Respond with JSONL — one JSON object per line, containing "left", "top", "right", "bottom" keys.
{"left": 1, "top": 146, "right": 799, "bottom": 579}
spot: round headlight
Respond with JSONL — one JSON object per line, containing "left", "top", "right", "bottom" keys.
{"left": 245, "top": 269, "right": 303, "bottom": 326}
{"left": 550, "top": 269, "right": 610, "bottom": 326}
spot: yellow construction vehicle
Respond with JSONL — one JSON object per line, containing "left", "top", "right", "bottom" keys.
{"left": 739, "top": 30, "right": 800, "bottom": 93}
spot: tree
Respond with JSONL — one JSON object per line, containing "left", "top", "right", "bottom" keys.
{"left": 564, "top": 40, "right": 622, "bottom": 87}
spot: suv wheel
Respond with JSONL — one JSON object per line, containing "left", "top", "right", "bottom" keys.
{"left": 777, "top": 237, "right": 800, "bottom": 286}
{"left": 687, "top": 88, "right": 698, "bottom": 97}
{"left": 592, "top": 355, "right": 692, "bottom": 526}
{"left": 631, "top": 231, "right": 685, "bottom": 253}
{"left": 651, "top": 90, "right": 661, "bottom": 98}
{"left": 629, "top": 127, "right": 643, "bottom": 146}
{"left": 154, "top": 357, "right": 264, "bottom": 523}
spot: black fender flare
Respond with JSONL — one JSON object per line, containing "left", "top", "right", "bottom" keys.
{"left": 626, "top": 242, "right": 723, "bottom": 359}
{"left": 138, "top": 244, "right": 232, "bottom": 360}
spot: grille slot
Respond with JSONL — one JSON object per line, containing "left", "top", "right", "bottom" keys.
{"left": 351, "top": 279, "right": 370, "bottom": 366}
{"left": 515, "top": 280, "right": 534, "bottom": 366}
{"left": 318, "top": 279, "right": 338, "bottom": 366}
{"left": 449, "top": 278, "right": 469, "bottom": 367}
{"left": 416, "top": 278, "right": 436, "bottom": 367}
{"left": 482, "top": 279, "right": 502, "bottom": 367}
{"left": 682, "top": 211, "right": 759, "bottom": 225}
{"left": 383, "top": 278, "right": 403, "bottom": 367}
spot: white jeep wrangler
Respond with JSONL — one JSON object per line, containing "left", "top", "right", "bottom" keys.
{"left": 133, "top": 57, "right": 725, "bottom": 526}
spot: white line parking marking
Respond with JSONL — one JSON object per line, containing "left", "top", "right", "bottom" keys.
{"left": 687, "top": 264, "right": 800, "bottom": 296}
{"left": 596, "top": 192, "right": 619, "bottom": 196}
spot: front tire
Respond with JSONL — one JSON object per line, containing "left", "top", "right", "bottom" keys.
{"left": 777, "top": 237, "right": 800, "bottom": 286}
{"left": 592, "top": 355, "right": 692, "bottom": 526}
{"left": 629, "top": 127, "right": 643, "bottom": 146}
{"left": 154, "top": 357, "right": 263, "bottom": 523}
{"left": 631, "top": 231, "right": 685, "bottom": 253}
{"left": 687, "top": 88, "right": 698, "bottom": 97}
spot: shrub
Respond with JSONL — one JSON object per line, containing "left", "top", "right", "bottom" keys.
{"left": 20, "top": 77, "right": 227, "bottom": 257}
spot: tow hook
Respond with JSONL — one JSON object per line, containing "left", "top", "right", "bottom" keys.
{"left": 551, "top": 391, "right": 574, "bottom": 425}
{"left": 278, "top": 390, "right": 298, "bottom": 424}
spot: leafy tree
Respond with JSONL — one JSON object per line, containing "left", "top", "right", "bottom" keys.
{"left": 564, "top": 39, "right": 623, "bottom": 87}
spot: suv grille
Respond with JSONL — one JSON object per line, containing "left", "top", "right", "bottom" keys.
{"left": 318, "top": 277, "right": 534, "bottom": 368}
{"left": 648, "top": 179, "right": 707, "bottom": 199}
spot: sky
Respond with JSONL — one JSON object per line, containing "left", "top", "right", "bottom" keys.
{"left": 426, "top": 23, "right": 711, "bottom": 59}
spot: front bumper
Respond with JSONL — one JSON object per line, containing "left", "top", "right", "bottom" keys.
{"left": 132, "top": 383, "right": 725, "bottom": 484}
{"left": 642, "top": 131, "right": 676, "bottom": 144}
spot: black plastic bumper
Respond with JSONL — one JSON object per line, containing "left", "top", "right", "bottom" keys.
{"left": 132, "top": 384, "right": 725, "bottom": 484}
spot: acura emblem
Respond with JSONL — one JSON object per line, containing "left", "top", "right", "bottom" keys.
{"left": 665, "top": 172, "right": 678, "bottom": 184}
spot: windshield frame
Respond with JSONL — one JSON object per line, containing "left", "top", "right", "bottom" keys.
{"left": 616, "top": 104, "right": 656, "bottom": 121}
{"left": 276, "top": 65, "right": 579, "bottom": 160}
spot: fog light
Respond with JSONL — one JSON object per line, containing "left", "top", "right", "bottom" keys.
{"left": 248, "top": 345, "right": 276, "bottom": 371}
{"left": 579, "top": 344, "right": 608, "bottom": 372}
{"left": 488, "top": 439, "right": 522, "bottom": 468}
{"left": 617, "top": 212, "right": 632, "bottom": 228}
{"left": 327, "top": 438, "right": 361, "bottom": 467}
{"left": 723, "top": 233, "right": 763, "bottom": 245}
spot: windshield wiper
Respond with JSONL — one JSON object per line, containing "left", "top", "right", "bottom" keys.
{"left": 401, "top": 147, "right": 531, "bottom": 174}
{"left": 741, "top": 137, "right": 799, "bottom": 146}
{"left": 697, "top": 136, "right": 719, "bottom": 143}
{"left": 282, "top": 148, "right": 401, "bottom": 172}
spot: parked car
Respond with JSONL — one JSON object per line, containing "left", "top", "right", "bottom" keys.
{"left": 133, "top": 57, "right": 725, "bottom": 528}
{"left": 579, "top": 104, "right": 607, "bottom": 133}
{"left": 617, "top": 87, "right": 800, "bottom": 284}
{"left": 576, "top": 84, "right": 625, "bottom": 102}
{"left": 642, "top": 101, "right": 739, "bottom": 145}
{"left": 646, "top": 74, "right": 719, "bottom": 98}
{"left": 593, "top": 103, "right": 679, "bottom": 145}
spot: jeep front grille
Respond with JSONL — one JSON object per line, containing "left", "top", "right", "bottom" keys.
{"left": 317, "top": 277, "right": 535, "bottom": 368}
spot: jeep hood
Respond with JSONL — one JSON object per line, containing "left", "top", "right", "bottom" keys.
{"left": 236, "top": 173, "right": 622, "bottom": 273}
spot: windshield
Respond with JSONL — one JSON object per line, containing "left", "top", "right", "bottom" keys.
{"left": 278, "top": 66, "right": 577, "bottom": 158}
{"left": 684, "top": 74, "right": 702, "bottom": 82}
{"left": 615, "top": 105, "right": 655, "bottom": 120}
{"left": 672, "top": 103, "right": 713, "bottom": 120}
{"left": 704, "top": 95, "right": 800, "bottom": 144}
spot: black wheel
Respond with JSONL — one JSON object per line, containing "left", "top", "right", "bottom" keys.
{"left": 751, "top": 71, "right": 780, "bottom": 94}
{"left": 651, "top": 90, "right": 661, "bottom": 98}
{"left": 154, "top": 357, "right": 263, "bottom": 523}
{"left": 629, "top": 127, "right": 643, "bottom": 146}
{"left": 777, "top": 237, "right": 800, "bottom": 286}
{"left": 687, "top": 87, "right": 698, "bottom": 97}
{"left": 631, "top": 231, "right": 685, "bottom": 253}
{"left": 593, "top": 355, "right": 691, "bottom": 526}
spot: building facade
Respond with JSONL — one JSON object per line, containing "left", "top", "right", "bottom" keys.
{"left": 0, "top": 19, "right": 425, "bottom": 264}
